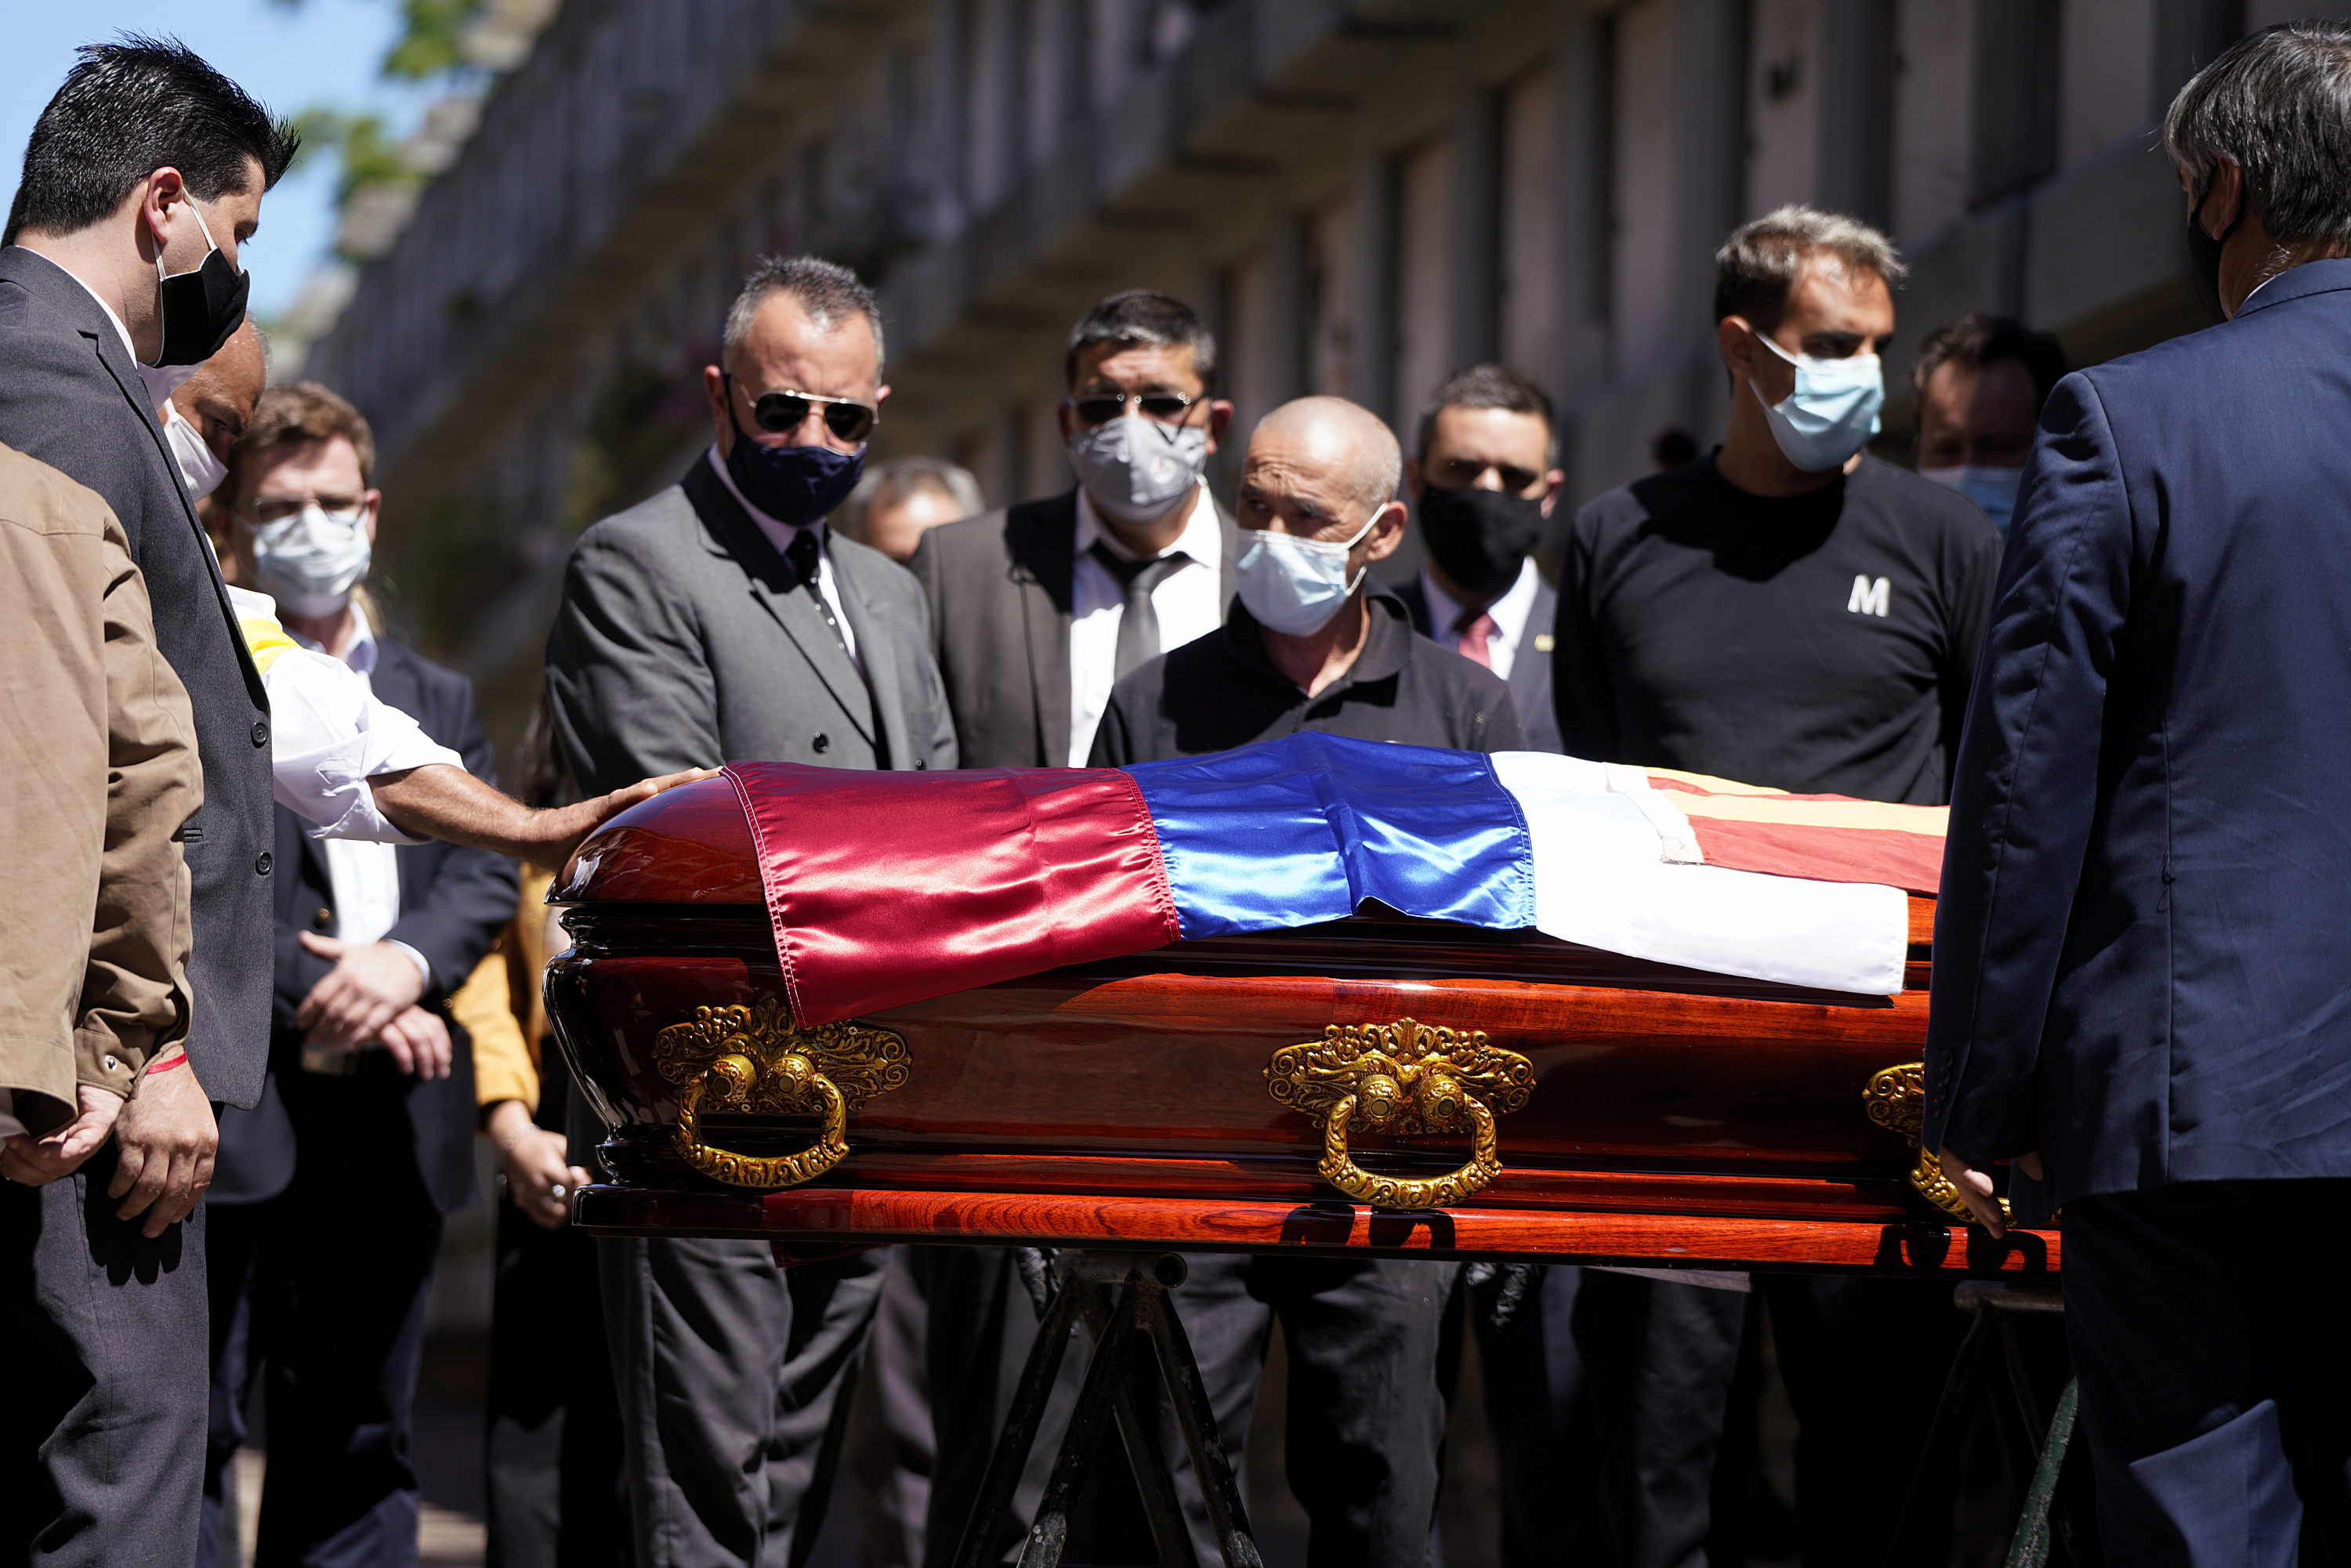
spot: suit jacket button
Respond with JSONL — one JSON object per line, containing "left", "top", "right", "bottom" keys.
{"left": 255, "top": 851, "right": 273, "bottom": 875}
{"left": 252, "top": 720, "right": 269, "bottom": 748}
{"left": 915, "top": 760, "right": 927, "bottom": 770}
{"left": 311, "top": 907, "right": 333, "bottom": 931}
{"left": 813, "top": 733, "right": 830, "bottom": 754}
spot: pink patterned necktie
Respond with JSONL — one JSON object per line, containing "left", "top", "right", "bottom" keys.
{"left": 1456, "top": 610, "right": 1498, "bottom": 669}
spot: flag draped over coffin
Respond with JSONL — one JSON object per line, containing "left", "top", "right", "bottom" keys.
{"left": 722, "top": 732, "right": 1945, "bottom": 1027}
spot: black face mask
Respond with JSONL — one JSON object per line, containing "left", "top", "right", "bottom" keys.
{"left": 723, "top": 399, "right": 865, "bottom": 527}
{"left": 2186, "top": 186, "right": 2244, "bottom": 326}
{"left": 153, "top": 205, "right": 250, "bottom": 367}
{"left": 1417, "top": 484, "right": 1545, "bottom": 601}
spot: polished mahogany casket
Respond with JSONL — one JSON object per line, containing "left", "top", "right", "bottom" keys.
{"left": 545, "top": 778, "right": 2054, "bottom": 1276}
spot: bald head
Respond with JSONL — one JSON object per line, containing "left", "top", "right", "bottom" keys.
{"left": 168, "top": 317, "right": 267, "bottom": 462}
{"left": 1250, "top": 396, "right": 1402, "bottom": 519}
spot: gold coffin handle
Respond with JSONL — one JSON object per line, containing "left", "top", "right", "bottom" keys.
{"left": 675, "top": 1051, "right": 850, "bottom": 1190}
{"left": 1317, "top": 1078, "right": 1502, "bottom": 1210}
{"left": 1862, "top": 1061, "right": 2011, "bottom": 1227}
{"left": 1267, "top": 1018, "right": 1534, "bottom": 1211}
{"left": 654, "top": 1000, "right": 911, "bottom": 1191}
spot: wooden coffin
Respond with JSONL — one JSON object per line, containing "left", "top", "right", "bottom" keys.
{"left": 546, "top": 780, "right": 2054, "bottom": 1276}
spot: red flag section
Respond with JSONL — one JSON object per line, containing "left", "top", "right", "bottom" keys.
{"left": 1644, "top": 769, "right": 1948, "bottom": 896}
{"left": 724, "top": 762, "right": 1179, "bottom": 1025}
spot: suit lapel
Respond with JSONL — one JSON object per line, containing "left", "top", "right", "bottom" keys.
{"left": 685, "top": 461, "right": 875, "bottom": 744}
{"left": 1212, "top": 494, "right": 1239, "bottom": 605}
{"left": 74, "top": 282, "right": 270, "bottom": 710}
{"left": 368, "top": 641, "right": 429, "bottom": 909}
{"left": 1008, "top": 494, "right": 1078, "bottom": 765}
{"left": 831, "top": 545, "right": 903, "bottom": 769}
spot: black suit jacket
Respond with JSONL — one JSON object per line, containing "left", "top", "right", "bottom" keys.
{"left": 215, "top": 636, "right": 516, "bottom": 1212}
{"left": 908, "top": 489, "right": 1239, "bottom": 767}
{"left": 0, "top": 246, "right": 275, "bottom": 1107}
{"left": 1928, "top": 260, "right": 2351, "bottom": 1216}
{"left": 1394, "top": 574, "right": 1563, "bottom": 753}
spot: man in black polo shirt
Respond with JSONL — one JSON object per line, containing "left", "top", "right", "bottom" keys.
{"left": 1552, "top": 207, "right": 2000, "bottom": 1565}
{"left": 1093, "top": 395, "right": 1518, "bottom": 764}
{"left": 1091, "top": 395, "right": 1517, "bottom": 1566}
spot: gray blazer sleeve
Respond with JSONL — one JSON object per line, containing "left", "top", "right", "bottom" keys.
{"left": 544, "top": 520, "right": 721, "bottom": 795}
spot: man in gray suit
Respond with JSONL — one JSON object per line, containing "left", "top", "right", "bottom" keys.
{"left": 911, "top": 290, "right": 1237, "bottom": 770}
{"left": 546, "top": 255, "right": 955, "bottom": 1566}
{"left": 873, "top": 292, "right": 1232, "bottom": 1564}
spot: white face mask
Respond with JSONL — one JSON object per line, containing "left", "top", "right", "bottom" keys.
{"left": 158, "top": 401, "right": 228, "bottom": 501}
{"left": 1919, "top": 464, "right": 2023, "bottom": 536}
{"left": 253, "top": 502, "right": 372, "bottom": 617}
{"left": 136, "top": 361, "right": 201, "bottom": 404}
{"left": 1749, "top": 331, "right": 1884, "bottom": 473}
{"left": 1233, "top": 505, "right": 1386, "bottom": 636}
{"left": 1067, "top": 414, "right": 1209, "bottom": 524}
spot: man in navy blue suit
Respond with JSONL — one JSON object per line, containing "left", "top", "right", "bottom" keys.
{"left": 1929, "top": 21, "right": 2351, "bottom": 1560}
{"left": 197, "top": 382, "right": 516, "bottom": 1567}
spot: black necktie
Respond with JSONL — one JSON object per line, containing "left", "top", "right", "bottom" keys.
{"left": 1089, "top": 541, "right": 1190, "bottom": 680}
{"left": 784, "top": 527, "right": 849, "bottom": 654}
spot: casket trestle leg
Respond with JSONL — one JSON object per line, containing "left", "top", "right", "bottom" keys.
{"left": 951, "top": 1251, "right": 1262, "bottom": 1568}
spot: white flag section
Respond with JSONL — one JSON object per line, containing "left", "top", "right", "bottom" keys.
{"left": 1491, "top": 751, "right": 1912, "bottom": 995}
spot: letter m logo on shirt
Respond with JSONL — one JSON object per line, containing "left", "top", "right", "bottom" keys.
{"left": 1847, "top": 574, "right": 1891, "bottom": 617}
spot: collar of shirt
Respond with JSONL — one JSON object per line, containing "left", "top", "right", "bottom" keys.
{"left": 1074, "top": 478, "right": 1223, "bottom": 570}
{"left": 1418, "top": 557, "right": 1539, "bottom": 675}
{"left": 707, "top": 444, "right": 835, "bottom": 559}
{"left": 289, "top": 597, "right": 379, "bottom": 679}
{"left": 1221, "top": 587, "right": 1414, "bottom": 695}
{"left": 42, "top": 253, "right": 138, "bottom": 363}
{"left": 704, "top": 445, "right": 863, "bottom": 670}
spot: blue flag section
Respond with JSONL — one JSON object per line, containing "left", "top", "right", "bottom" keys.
{"left": 1125, "top": 733, "right": 1536, "bottom": 940}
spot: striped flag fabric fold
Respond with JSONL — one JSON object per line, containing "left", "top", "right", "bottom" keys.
{"left": 724, "top": 733, "right": 1937, "bottom": 1027}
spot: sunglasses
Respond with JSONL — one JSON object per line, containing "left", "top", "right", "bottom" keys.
{"left": 1067, "top": 390, "right": 1198, "bottom": 428}
{"left": 728, "top": 375, "right": 878, "bottom": 444}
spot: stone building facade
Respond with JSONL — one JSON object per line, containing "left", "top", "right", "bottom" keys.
{"left": 302, "top": 0, "right": 2332, "bottom": 748}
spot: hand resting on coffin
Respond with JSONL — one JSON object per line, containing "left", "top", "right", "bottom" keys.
{"left": 369, "top": 765, "right": 721, "bottom": 871}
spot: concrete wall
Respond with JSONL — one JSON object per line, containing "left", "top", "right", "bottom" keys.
{"left": 302, "top": 0, "right": 2350, "bottom": 757}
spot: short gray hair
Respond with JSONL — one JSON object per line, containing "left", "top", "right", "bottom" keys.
{"left": 2165, "top": 20, "right": 2351, "bottom": 251}
{"left": 1714, "top": 205, "right": 1907, "bottom": 331}
{"left": 722, "top": 255, "right": 886, "bottom": 372}
{"left": 833, "top": 456, "right": 983, "bottom": 540}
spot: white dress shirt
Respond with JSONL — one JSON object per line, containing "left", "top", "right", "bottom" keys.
{"left": 1067, "top": 480, "right": 1224, "bottom": 766}
{"left": 288, "top": 604, "right": 433, "bottom": 990}
{"left": 230, "top": 585, "right": 461, "bottom": 843}
{"left": 1417, "top": 558, "right": 1542, "bottom": 682}
{"left": 708, "top": 446, "right": 861, "bottom": 670}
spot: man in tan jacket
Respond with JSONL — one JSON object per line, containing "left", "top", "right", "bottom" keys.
{"left": 0, "top": 440, "right": 212, "bottom": 1562}
{"left": 0, "top": 440, "right": 204, "bottom": 1188}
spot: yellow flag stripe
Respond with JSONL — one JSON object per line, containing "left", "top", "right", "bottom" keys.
{"left": 241, "top": 617, "right": 296, "bottom": 677}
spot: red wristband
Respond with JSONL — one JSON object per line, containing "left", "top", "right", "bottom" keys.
{"left": 145, "top": 1051, "right": 189, "bottom": 1076}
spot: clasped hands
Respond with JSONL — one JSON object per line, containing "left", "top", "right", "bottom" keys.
{"left": 296, "top": 933, "right": 451, "bottom": 1078}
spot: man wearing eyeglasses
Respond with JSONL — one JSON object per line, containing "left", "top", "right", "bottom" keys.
{"left": 546, "top": 255, "right": 955, "bottom": 1566}
{"left": 910, "top": 289, "right": 1237, "bottom": 770}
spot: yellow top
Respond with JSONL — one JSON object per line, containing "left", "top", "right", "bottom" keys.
{"left": 451, "top": 865, "right": 558, "bottom": 1112}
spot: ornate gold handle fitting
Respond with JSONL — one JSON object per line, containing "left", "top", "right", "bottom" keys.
{"left": 1863, "top": 1062, "right": 2011, "bottom": 1226}
{"left": 1267, "top": 1018, "right": 1533, "bottom": 1210}
{"left": 655, "top": 1000, "right": 909, "bottom": 1190}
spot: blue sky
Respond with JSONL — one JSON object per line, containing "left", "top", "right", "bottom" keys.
{"left": 0, "top": 0, "right": 436, "bottom": 317}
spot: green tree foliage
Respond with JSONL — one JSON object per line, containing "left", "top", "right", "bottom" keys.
{"left": 274, "top": 0, "right": 490, "bottom": 222}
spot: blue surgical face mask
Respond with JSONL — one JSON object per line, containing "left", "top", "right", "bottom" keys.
{"left": 1749, "top": 331, "right": 1884, "bottom": 473}
{"left": 1919, "top": 465, "right": 2023, "bottom": 536}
